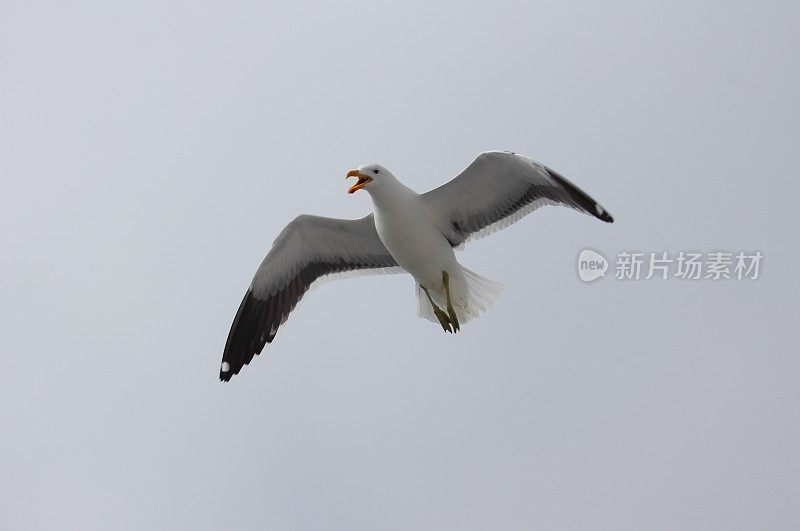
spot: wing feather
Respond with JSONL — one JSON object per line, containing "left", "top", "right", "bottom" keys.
{"left": 421, "top": 151, "right": 613, "bottom": 248}
{"left": 220, "top": 213, "right": 400, "bottom": 381}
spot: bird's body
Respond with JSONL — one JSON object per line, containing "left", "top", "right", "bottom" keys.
{"left": 219, "top": 150, "right": 614, "bottom": 380}
{"left": 369, "top": 175, "right": 470, "bottom": 317}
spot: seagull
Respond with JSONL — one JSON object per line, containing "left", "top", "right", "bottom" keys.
{"left": 220, "top": 150, "right": 613, "bottom": 380}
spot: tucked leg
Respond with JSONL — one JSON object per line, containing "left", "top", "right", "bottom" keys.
{"left": 442, "top": 271, "right": 460, "bottom": 333}
{"left": 422, "top": 285, "right": 453, "bottom": 333}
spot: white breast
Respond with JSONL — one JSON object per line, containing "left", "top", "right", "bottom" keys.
{"left": 372, "top": 190, "right": 458, "bottom": 288}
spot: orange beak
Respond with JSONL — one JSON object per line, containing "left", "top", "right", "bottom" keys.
{"left": 346, "top": 169, "right": 373, "bottom": 194}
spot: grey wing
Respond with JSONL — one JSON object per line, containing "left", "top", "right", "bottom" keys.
{"left": 220, "top": 213, "right": 401, "bottom": 381}
{"left": 421, "top": 151, "right": 614, "bottom": 248}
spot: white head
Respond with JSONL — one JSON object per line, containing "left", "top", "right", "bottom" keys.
{"left": 345, "top": 163, "right": 399, "bottom": 195}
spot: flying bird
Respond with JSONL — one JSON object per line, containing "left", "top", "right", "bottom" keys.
{"left": 220, "top": 151, "right": 613, "bottom": 380}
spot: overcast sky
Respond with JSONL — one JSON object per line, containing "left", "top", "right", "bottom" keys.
{"left": 2, "top": 1, "right": 799, "bottom": 529}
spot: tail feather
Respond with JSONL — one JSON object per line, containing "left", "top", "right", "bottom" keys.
{"left": 416, "top": 266, "right": 503, "bottom": 325}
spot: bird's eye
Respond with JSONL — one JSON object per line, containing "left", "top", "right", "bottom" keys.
{"left": 373, "top": 169, "right": 379, "bottom": 174}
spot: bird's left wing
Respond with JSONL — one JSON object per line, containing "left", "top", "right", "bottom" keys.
{"left": 220, "top": 213, "right": 401, "bottom": 381}
{"left": 421, "top": 151, "right": 614, "bottom": 248}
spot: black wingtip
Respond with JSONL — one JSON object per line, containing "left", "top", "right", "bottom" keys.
{"left": 545, "top": 166, "right": 615, "bottom": 224}
{"left": 219, "top": 361, "right": 234, "bottom": 381}
{"left": 219, "top": 288, "right": 261, "bottom": 382}
{"left": 596, "top": 205, "right": 614, "bottom": 223}
{"left": 218, "top": 276, "right": 294, "bottom": 381}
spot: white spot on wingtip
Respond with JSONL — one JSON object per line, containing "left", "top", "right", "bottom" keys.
{"left": 595, "top": 204, "right": 604, "bottom": 215}
{"left": 221, "top": 362, "right": 230, "bottom": 372}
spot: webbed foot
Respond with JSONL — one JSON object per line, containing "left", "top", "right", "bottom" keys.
{"left": 423, "top": 285, "right": 455, "bottom": 334}
{"left": 434, "top": 307, "right": 454, "bottom": 333}
{"left": 442, "top": 271, "right": 460, "bottom": 333}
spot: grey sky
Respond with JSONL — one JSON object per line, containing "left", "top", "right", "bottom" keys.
{"left": 1, "top": 1, "right": 799, "bottom": 529}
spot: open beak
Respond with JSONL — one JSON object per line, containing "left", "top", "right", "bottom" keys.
{"left": 346, "top": 170, "right": 373, "bottom": 194}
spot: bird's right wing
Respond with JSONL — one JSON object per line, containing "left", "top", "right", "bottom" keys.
{"left": 220, "top": 213, "right": 401, "bottom": 381}
{"left": 421, "top": 151, "right": 614, "bottom": 248}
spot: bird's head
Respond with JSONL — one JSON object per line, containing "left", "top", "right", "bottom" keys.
{"left": 346, "top": 164, "right": 393, "bottom": 194}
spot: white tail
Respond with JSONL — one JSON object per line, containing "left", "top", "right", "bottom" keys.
{"left": 416, "top": 266, "right": 503, "bottom": 325}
